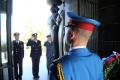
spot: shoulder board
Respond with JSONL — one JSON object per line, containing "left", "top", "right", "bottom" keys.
{"left": 52, "top": 58, "right": 64, "bottom": 80}
{"left": 52, "top": 58, "right": 61, "bottom": 63}
{"left": 56, "top": 63, "right": 64, "bottom": 80}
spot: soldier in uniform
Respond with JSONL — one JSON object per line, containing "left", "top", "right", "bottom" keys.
{"left": 50, "top": 12, "right": 104, "bottom": 80}
{"left": 13, "top": 32, "right": 24, "bottom": 80}
{"left": 44, "top": 35, "right": 55, "bottom": 73}
{"left": 26, "top": 33, "right": 42, "bottom": 79}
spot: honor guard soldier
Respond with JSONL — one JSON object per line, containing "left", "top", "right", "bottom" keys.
{"left": 26, "top": 33, "right": 42, "bottom": 79}
{"left": 50, "top": 12, "right": 104, "bottom": 80}
{"left": 44, "top": 35, "right": 55, "bottom": 73}
{"left": 13, "top": 32, "right": 24, "bottom": 80}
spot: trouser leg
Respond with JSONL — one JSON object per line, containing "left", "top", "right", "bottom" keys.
{"left": 31, "top": 57, "right": 35, "bottom": 77}
{"left": 14, "top": 61, "right": 18, "bottom": 80}
{"left": 18, "top": 59, "right": 23, "bottom": 80}
{"left": 35, "top": 56, "right": 40, "bottom": 77}
{"left": 31, "top": 56, "right": 40, "bottom": 78}
{"left": 47, "top": 57, "right": 53, "bottom": 74}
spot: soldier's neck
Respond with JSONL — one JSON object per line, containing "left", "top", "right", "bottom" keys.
{"left": 15, "top": 39, "right": 19, "bottom": 41}
{"left": 48, "top": 40, "right": 52, "bottom": 43}
{"left": 71, "top": 41, "right": 87, "bottom": 48}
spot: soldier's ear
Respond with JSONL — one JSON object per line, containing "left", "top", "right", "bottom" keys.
{"left": 70, "top": 31, "right": 75, "bottom": 40}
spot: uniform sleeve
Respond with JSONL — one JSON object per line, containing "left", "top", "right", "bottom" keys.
{"left": 21, "top": 41, "right": 24, "bottom": 57}
{"left": 52, "top": 43, "right": 55, "bottom": 57}
{"left": 26, "top": 39, "right": 32, "bottom": 46}
{"left": 40, "top": 41, "right": 42, "bottom": 55}
{"left": 21, "top": 41, "right": 24, "bottom": 49}
{"left": 98, "top": 64, "right": 104, "bottom": 80}
{"left": 44, "top": 41, "right": 47, "bottom": 47}
{"left": 49, "top": 64, "right": 58, "bottom": 80}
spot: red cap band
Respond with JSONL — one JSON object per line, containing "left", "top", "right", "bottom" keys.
{"left": 69, "top": 20, "right": 95, "bottom": 31}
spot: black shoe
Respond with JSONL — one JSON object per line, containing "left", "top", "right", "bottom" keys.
{"left": 33, "top": 75, "right": 39, "bottom": 79}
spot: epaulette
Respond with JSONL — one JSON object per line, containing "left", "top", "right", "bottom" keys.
{"left": 52, "top": 58, "right": 61, "bottom": 64}
{"left": 52, "top": 58, "right": 65, "bottom": 80}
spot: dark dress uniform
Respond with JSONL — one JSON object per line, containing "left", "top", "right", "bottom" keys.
{"left": 27, "top": 39, "right": 42, "bottom": 78}
{"left": 44, "top": 41, "right": 55, "bottom": 70}
{"left": 13, "top": 40, "right": 24, "bottom": 80}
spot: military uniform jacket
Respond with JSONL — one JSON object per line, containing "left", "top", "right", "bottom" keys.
{"left": 13, "top": 40, "right": 24, "bottom": 59}
{"left": 50, "top": 48, "right": 104, "bottom": 80}
{"left": 27, "top": 39, "right": 42, "bottom": 57}
{"left": 44, "top": 41, "right": 55, "bottom": 60}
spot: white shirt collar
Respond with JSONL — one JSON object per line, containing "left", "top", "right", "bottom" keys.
{"left": 15, "top": 40, "right": 20, "bottom": 44}
{"left": 15, "top": 40, "right": 19, "bottom": 42}
{"left": 70, "top": 46, "right": 86, "bottom": 51}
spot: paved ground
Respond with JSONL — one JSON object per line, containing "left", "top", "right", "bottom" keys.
{"left": 22, "top": 51, "right": 49, "bottom": 80}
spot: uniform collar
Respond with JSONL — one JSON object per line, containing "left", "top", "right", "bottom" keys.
{"left": 70, "top": 46, "right": 86, "bottom": 51}
{"left": 70, "top": 47, "right": 92, "bottom": 56}
{"left": 33, "top": 40, "right": 38, "bottom": 43}
{"left": 15, "top": 40, "right": 20, "bottom": 43}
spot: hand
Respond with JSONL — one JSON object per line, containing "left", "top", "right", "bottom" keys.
{"left": 31, "top": 38, "right": 33, "bottom": 40}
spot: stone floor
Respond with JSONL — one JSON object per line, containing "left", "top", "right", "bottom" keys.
{"left": 22, "top": 52, "right": 49, "bottom": 80}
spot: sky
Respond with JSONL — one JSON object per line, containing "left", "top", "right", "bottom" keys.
{"left": 12, "top": 0, "right": 51, "bottom": 40}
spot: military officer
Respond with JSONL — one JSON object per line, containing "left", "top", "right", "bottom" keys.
{"left": 44, "top": 35, "right": 55, "bottom": 73}
{"left": 50, "top": 12, "right": 104, "bottom": 80}
{"left": 13, "top": 32, "right": 24, "bottom": 80}
{"left": 26, "top": 33, "right": 42, "bottom": 79}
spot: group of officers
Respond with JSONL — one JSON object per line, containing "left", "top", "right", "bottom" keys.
{"left": 13, "top": 33, "right": 55, "bottom": 80}
{"left": 13, "top": 11, "right": 104, "bottom": 80}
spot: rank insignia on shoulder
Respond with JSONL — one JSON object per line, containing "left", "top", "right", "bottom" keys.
{"left": 56, "top": 63, "right": 64, "bottom": 80}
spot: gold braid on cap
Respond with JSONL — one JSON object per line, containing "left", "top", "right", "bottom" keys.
{"left": 56, "top": 63, "right": 64, "bottom": 80}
